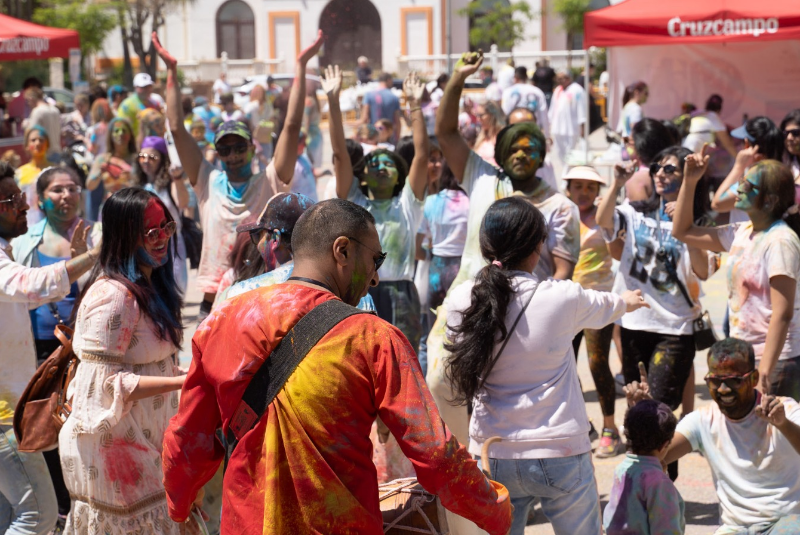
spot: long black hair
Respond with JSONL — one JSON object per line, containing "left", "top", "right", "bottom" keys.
{"left": 363, "top": 148, "right": 409, "bottom": 197}
{"left": 74, "top": 187, "right": 183, "bottom": 346}
{"left": 780, "top": 109, "right": 800, "bottom": 163}
{"left": 444, "top": 197, "right": 548, "bottom": 404}
{"left": 632, "top": 146, "right": 710, "bottom": 223}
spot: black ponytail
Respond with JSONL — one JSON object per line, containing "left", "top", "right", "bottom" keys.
{"left": 444, "top": 197, "right": 547, "bottom": 404}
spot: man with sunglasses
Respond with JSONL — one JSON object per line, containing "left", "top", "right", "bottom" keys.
{"left": 0, "top": 163, "right": 101, "bottom": 534}
{"left": 154, "top": 30, "right": 325, "bottom": 321}
{"left": 626, "top": 338, "right": 800, "bottom": 534}
{"left": 163, "top": 198, "right": 513, "bottom": 534}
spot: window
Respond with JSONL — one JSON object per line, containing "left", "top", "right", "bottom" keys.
{"left": 216, "top": 0, "right": 255, "bottom": 59}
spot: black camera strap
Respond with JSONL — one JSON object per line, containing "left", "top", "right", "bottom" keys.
{"left": 654, "top": 206, "right": 696, "bottom": 309}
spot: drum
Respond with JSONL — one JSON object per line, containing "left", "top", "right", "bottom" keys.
{"left": 379, "top": 478, "right": 449, "bottom": 534}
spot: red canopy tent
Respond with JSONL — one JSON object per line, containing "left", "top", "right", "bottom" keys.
{"left": 0, "top": 13, "right": 79, "bottom": 61}
{"left": 584, "top": 0, "right": 800, "bottom": 129}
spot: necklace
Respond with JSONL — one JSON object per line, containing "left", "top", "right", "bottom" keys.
{"left": 287, "top": 276, "right": 334, "bottom": 294}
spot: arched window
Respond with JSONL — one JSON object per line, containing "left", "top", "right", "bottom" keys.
{"left": 216, "top": 0, "right": 255, "bottom": 59}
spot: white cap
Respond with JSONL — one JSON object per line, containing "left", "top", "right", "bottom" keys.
{"left": 133, "top": 72, "right": 154, "bottom": 88}
{"left": 563, "top": 165, "right": 607, "bottom": 185}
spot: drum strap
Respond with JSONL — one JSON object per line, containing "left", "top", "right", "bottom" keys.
{"left": 223, "top": 299, "right": 372, "bottom": 474}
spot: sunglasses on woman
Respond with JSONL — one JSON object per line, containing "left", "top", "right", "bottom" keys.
{"left": 704, "top": 369, "right": 755, "bottom": 389}
{"left": 216, "top": 143, "right": 249, "bottom": 157}
{"left": 739, "top": 178, "right": 759, "bottom": 194}
{"left": 138, "top": 153, "right": 161, "bottom": 162}
{"left": 649, "top": 163, "right": 678, "bottom": 176}
{"left": 784, "top": 128, "right": 800, "bottom": 138}
{"left": 143, "top": 221, "right": 177, "bottom": 244}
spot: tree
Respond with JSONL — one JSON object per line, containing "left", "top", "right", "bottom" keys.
{"left": 458, "top": 1, "right": 535, "bottom": 52}
{"left": 33, "top": 0, "right": 117, "bottom": 75}
{"left": 552, "top": 0, "right": 591, "bottom": 50}
{"left": 121, "top": 0, "right": 192, "bottom": 79}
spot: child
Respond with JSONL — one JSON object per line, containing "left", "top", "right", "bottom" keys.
{"left": 603, "top": 399, "right": 685, "bottom": 535}
{"left": 375, "top": 118, "right": 395, "bottom": 150}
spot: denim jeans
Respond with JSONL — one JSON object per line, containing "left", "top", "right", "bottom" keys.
{"left": 0, "top": 424, "right": 58, "bottom": 535}
{"left": 486, "top": 452, "right": 602, "bottom": 535}
{"left": 727, "top": 515, "right": 800, "bottom": 534}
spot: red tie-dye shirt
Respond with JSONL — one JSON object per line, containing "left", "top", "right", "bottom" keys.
{"left": 162, "top": 284, "right": 512, "bottom": 534}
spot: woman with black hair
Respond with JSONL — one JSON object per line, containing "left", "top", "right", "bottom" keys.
{"left": 445, "top": 197, "right": 647, "bottom": 535}
{"left": 597, "top": 146, "right": 715, "bottom": 480}
{"left": 326, "top": 66, "right": 428, "bottom": 349}
{"left": 617, "top": 81, "right": 648, "bottom": 139}
{"left": 58, "top": 188, "right": 200, "bottom": 533}
{"left": 624, "top": 118, "right": 679, "bottom": 203}
{"left": 712, "top": 116, "right": 784, "bottom": 225}
{"left": 136, "top": 136, "right": 189, "bottom": 291}
{"left": 674, "top": 154, "right": 800, "bottom": 400}
{"left": 85, "top": 117, "right": 137, "bottom": 202}
{"left": 780, "top": 109, "right": 800, "bottom": 180}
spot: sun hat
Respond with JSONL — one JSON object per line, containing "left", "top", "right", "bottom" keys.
{"left": 563, "top": 165, "right": 607, "bottom": 185}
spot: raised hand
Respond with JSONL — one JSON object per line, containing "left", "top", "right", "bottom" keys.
{"left": 403, "top": 71, "right": 425, "bottom": 105}
{"left": 756, "top": 394, "right": 787, "bottom": 427}
{"left": 69, "top": 220, "right": 90, "bottom": 258}
{"left": 735, "top": 144, "right": 759, "bottom": 169}
{"left": 298, "top": 30, "right": 324, "bottom": 66}
{"left": 321, "top": 65, "right": 342, "bottom": 99}
{"left": 151, "top": 31, "right": 177, "bottom": 70}
{"left": 623, "top": 362, "right": 652, "bottom": 407}
{"left": 684, "top": 143, "right": 710, "bottom": 185}
{"left": 613, "top": 162, "right": 636, "bottom": 187}
{"left": 453, "top": 50, "right": 484, "bottom": 77}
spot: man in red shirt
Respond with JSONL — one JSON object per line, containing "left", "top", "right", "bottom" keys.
{"left": 163, "top": 198, "right": 512, "bottom": 534}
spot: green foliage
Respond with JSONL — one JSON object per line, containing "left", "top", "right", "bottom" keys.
{"left": 552, "top": 0, "right": 591, "bottom": 49}
{"left": 0, "top": 60, "right": 50, "bottom": 91}
{"left": 33, "top": 0, "right": 117, "bottom": 59}
{"left": 458, "top": 1, "right": 536, "bottom": 52}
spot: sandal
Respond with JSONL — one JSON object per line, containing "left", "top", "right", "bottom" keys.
{"left": 595, "top": 428, "right": 625, "bottom": 458}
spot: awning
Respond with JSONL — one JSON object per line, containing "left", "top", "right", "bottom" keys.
{"left": 0, "top": 14, "right": 80, "bottom": 61}
{"left": 584, "top": 0, "right": 800, "bottom": 48}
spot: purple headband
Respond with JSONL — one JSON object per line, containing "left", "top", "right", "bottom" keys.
{"left": 141, "top": 136, "right": 168, "bottom": 156}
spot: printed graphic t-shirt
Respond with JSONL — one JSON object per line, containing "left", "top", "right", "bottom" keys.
{"left": 718, "top": 220, "right": 800, "bottom": 360}
{"left": 603, "top": 202, "right": 701, "bottom": 335}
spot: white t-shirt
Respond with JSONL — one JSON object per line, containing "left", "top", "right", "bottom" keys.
{"left": 193, "top": 160, "right": 289, "bottom": 294}
{"left": 485, "top": 82, "right": 502, "bottom": 103}
{"left": 446, "top": 272, "right": 626, "bottom": 459}
{"left": 548, "top": 83, "right": 587, "bottom": 138}
{"left": 212, "top": 78, "right": 231, "bottom": 104}
{"left": 449, "top": 151, "right": 580, "bottom": 293}
{"left": 684, "top": 111, "right": 727, "bottom": 152}
{"left": 347, "top": 181, "right": 424, "bottom": 282}
{"left": 500, "top": 83, "right": 549, "bottom": 135}
{"left": 718, "top": 220, "right": 800, "bottom": 359}
{"left": 676, "top": 397, "right": 800, "bottom": 533}
{"left": 291, "top": 154, "right": 318, "bottom": 202}
{"left": 603, "top": 202, "right": 701, "bottom": 335}
{"left": 418, "top": 189, "right": 470, "bottom": 258}
{"left": 617, "top": 101, "right": 643, "bottom": 138}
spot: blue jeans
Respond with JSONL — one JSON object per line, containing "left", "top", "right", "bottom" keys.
{"left": 729, "top": 515, "right": 800, "bottom": 534}
{"left": 0, "top": 424, "right": 58, "bottom": 534}
{"left": 486, "top": 452, "right": 602, "bottom": 535}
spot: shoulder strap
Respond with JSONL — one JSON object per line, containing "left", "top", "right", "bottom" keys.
{"left": 224, "top": 299, "right": 370, "bottom": 470}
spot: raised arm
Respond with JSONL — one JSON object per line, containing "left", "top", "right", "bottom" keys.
{"left": 435, "top": 51, "right": 483, "bottom": 181}
{"left": 711, "top": 145, "right": 757, "bottom": 213}
{"left": 672, "top": 145, "right": 725, "bottom": 252}
{"left": 403, "top": 72, "right": 429, "bottom": 201}
{"left": 322, "top": 65, "right": 353, "bottom": 200}
{"left": 152, "top": 32, "right": 203, "bottom": 187}
{"left": 273, "top": 31, "right": 325, "bottom": 184}
{"left": 597, "top": 163, "right": 632, "bottom": 232}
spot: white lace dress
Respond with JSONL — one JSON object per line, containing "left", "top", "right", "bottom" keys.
{"left": 59, "top": 278, "right": 186, "bottom": 534}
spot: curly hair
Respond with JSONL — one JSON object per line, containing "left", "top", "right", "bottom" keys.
{"left": 624, "top": 399, "right": 677, "bottom": 455}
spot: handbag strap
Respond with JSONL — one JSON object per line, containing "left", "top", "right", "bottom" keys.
{"left": 475, "top": 281, "right": 538, "bottom": 394}
{"left": 224, "top": 299, "right": 371, "bottom": 471}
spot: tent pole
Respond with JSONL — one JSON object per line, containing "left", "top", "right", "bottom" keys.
{"left": 584, "top": 48, "right": 590, "bottom": 164}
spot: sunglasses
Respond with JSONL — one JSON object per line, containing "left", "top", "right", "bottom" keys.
{"left": 347, "top": 236, "right": 386, "bottom": 271}
{"left": 649, "top": 163, "right": 678, "bottom": 176}
{"left": 0, "top": 191, "right": 27, "bottom": 209}
{"left": 704, "top": 369, "right": 756, "bottom": 389}
{"left": 248, "top": 227, "right": 272, "bottom": 246}
{"left": 216, "top": 143, "right": 249, "bottom": 157}
{"left": 143, "top": 220, "right": 177, "bottom": 244}
{"left": 739, "top": 178, "right": 759, "bottom": 194}
{"left": 784, "top": 128, "right": 800, "bottom": 138}
{"left": 47, "top": 185, "right": 82, "bottom": 196}
{"left": 138, "top": 152, "right": 161, "bottom": 162}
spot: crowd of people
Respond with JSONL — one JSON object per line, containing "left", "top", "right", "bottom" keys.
{"left": 1, "top": 35, "right": 799, "bottom": 535}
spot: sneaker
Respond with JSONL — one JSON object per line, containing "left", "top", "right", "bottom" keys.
{"left": 595, "top": 428, "right": 625, "bottom": 458}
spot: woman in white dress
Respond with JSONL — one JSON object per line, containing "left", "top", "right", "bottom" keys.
{"left": 59, "top": 187, "right": 202, "bottom": 533}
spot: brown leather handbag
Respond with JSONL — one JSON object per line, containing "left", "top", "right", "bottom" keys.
{"left": 13, "top": 324, "right": 79, "bottom": 453}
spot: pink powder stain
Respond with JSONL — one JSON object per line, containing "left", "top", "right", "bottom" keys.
{"left": 102, "top": 438, "right": 149, "bottom": 491}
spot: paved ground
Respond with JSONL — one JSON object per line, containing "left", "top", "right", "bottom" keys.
{"left": 177, "top": 124, "right": 728, "bottom": 534}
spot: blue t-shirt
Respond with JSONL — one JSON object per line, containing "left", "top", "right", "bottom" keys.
{"left": 364, "top": 88, "right": 399, "bottom": 125}
{"left": 30, "top": 250, "right": 78, "bottom": 340}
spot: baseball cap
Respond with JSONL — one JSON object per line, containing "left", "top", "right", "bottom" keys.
{"left": 563, "top": 165, "right": 607, "bottom": 185}
{"left": 731, "top": 123, "right": 756, "bottom": 143}
{"left": 236, "top": 192, "right": 316, "bottom": 238}
{"left": 214, "top": 120, "right": 252, "bottom": 145}
{"left": 133, "top": 73, "right": 154, "bottom": 88}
